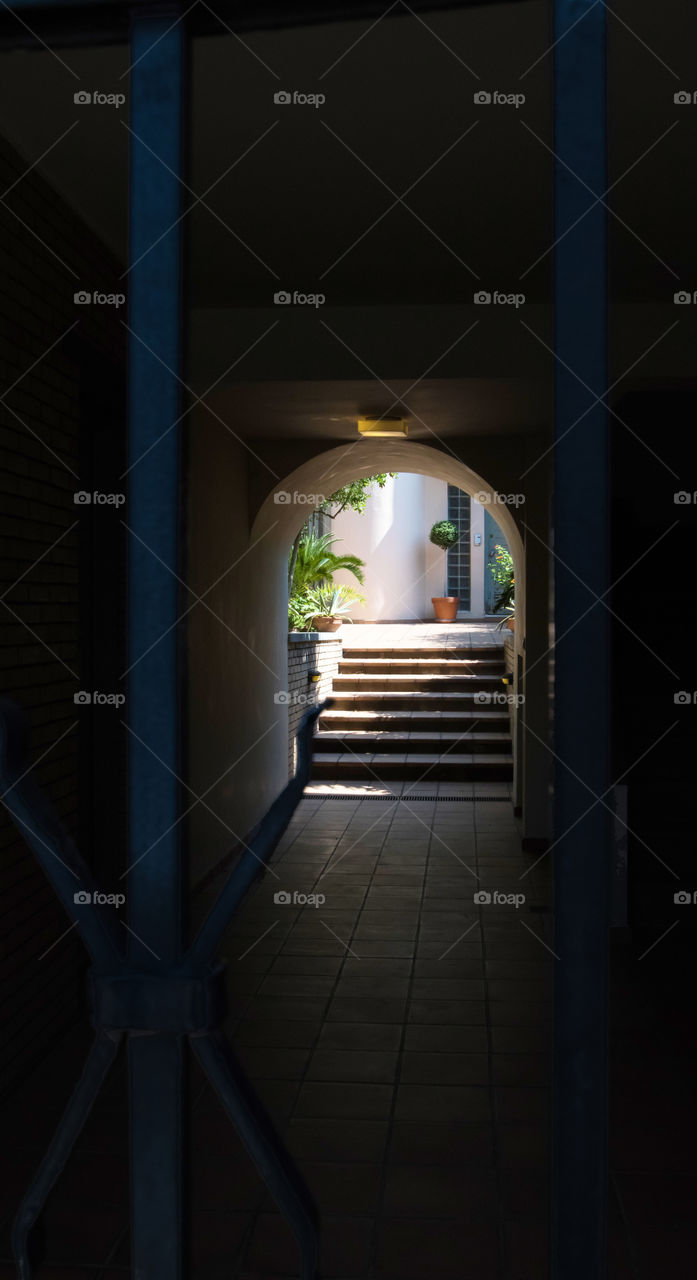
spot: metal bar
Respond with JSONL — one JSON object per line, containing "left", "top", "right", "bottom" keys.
{"left": 126, "top": 8, "right": 187, "bottom": 1277}
{"left": 190, "top": 702, "right": 326, "bottom": 967}
{"left": 552, "top": 3, "right": 610, "bottom": 1278}
{"left": 11, "top": 1031, "right": 123, "bottom": 1280}
{"left": 0, "top": 698, "right": 123, "bottom": 967}
{"left": 127, "top": 3, "right": 186, "bottom": 967}
{"left": 192, "top": 1032, "right": 318, "bottom": 1280}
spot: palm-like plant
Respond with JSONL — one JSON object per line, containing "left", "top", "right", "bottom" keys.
{"left": 303, "top": 584, "right": 365, "bottom": 622}
{"left": 290, "top": 533, "right": 364, "bottom": 596}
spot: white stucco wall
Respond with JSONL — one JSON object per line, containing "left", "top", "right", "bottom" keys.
{"left": 331, "top": 473, "right": 487, "bottom": 620}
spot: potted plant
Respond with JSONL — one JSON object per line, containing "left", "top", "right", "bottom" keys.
{"left": 288, "top": 533, "right": 366, "bottom": 632}
{"left": 429, "top": 520, "right": 460, "bottom": 621}
{"left": 300, "top": 583, "right": 365, "bottom": 632}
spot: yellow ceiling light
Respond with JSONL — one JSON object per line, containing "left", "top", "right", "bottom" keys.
{"left": 357, "top": 418, "right": 408, "bottom": 438}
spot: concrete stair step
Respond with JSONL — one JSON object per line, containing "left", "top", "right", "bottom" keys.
{"left": 314, "top": 731, "right": 512, "bottom": 755}
{"left": 342, "top": 646, "right": 505, "bottom": 660}
{"left": 328, "top": 691, "right": 514, "bottom": 712}
{"left": 311, "top": 753, "right": 514, "bottom": 781}
{"left": 332, "top": 674, "right": 505, "bottom": 692}
{"left": 319, "top": 709, "right": 511, "bottom": 731}
{"left": 338, "top": 658, "right": 505, "bottom": 675}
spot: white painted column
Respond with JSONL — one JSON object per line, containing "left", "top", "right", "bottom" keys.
{"left": 469, "top": 498, "right": 486, "bottom": 616}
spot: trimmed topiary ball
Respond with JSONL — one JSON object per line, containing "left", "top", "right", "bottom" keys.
{"left": 429, "top": 520, "right": 459, "bottom": 551}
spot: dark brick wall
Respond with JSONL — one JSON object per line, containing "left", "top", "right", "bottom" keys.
{"left": 287, "top": 634, "right": 342, "bottom": 775}
{"left": 0, "top": 133, "right": 126, "bottom": 1097}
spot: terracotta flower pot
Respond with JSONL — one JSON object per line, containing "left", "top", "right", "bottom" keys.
{"left": 312, "top": 616, "right": 342, "bottom": 633}
{"left": 431, "top": 596, "right": 459, "bottom": 622}
{"left": 505, "top": 618, "right": 515, "bottom": 632}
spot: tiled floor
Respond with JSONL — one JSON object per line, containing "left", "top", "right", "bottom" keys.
{"left": 0, "top": 796, "right": 551, "bottom": 1279}
{"left": 2, "top": 796, "right": 693, "bottom": 1277}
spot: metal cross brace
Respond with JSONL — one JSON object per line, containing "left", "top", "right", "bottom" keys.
{"left": 0, "top": 697, "right": 326, "bottom": 1280}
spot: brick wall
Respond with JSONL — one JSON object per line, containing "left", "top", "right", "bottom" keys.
{"left": 0, "top": 133, "right": 125, "bottom": 1098}
{"left": 503, "top": 630, "right": 515, "bottom": 674}
{"left": 287, "top": 633, "right": 343, "bottom": 775}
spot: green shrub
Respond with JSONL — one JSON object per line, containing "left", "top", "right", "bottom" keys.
{"left": 429, "top": 520, "right": 459, "bottom": 551}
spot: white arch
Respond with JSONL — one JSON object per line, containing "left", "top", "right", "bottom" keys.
{"left": 196, "top": 440, "right": 526, "bottom": 842}
{"left": 251, "top": 440, "right": 525, "bottom": 591}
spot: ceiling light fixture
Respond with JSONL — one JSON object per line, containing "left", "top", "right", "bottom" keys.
{"left": 357, "top": 418, "right": 408, "bottom": 438}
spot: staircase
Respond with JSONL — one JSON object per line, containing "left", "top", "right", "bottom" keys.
{"left": 312, "top": 645, "right": 513, "bottom": 784}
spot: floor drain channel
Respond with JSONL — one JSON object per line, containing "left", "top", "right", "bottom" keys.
{"left": 305, "top": 793, "right": 512, "bottom": 802}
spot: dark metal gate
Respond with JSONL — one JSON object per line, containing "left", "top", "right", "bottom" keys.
{"left": 0, "top": 2, "right": 611, "bottom": 1277}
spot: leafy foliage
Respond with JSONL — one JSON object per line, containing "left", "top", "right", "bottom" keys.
{"left": 289, "top": 583, "right": 365, "bottom": 630}
{"left": 488, "top": 543, "right": 515, "bottom": 613}
{"left": 290, "top": 533, "right": 364, "bottom": 596}
{"left": 429, "top": 520, "right": 460, "bottom": 551}
{"left": 288, "top": 534, "right": 365, "bottom": 629}
{"left": 320, "top": 474, "right": 397, "bottom": 519}
{"left": 287, "top": 473, "right": 396, "bottom": 595}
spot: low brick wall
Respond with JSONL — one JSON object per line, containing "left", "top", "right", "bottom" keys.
{"left": 503, "top": 630, "right": 515, "bottom": 674}
{"left": 288, "top": 632, "right": 343, "bottom": 775}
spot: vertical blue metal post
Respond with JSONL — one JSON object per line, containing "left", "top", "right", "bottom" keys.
{"left": 127, "top": 7, "right": 187, "bottom": 1277}
{"left": 552, "top": 3, "right": 610, "bottom": 1278}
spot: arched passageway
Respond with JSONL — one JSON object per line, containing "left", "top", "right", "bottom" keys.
{"left": 187, "top": 437, "right": 553, "bottom": 866}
